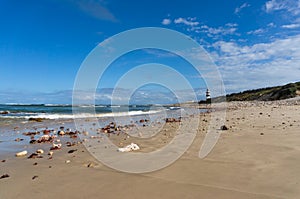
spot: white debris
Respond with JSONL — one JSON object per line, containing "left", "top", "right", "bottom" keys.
{"left": 118, "top": 143, "right": 140, "bottom": 152}
{"left": 15, "top": 150, "right": 28, "bottom": 157}
{"left": 36, "top": 149, "right": 44, "bottom": 154}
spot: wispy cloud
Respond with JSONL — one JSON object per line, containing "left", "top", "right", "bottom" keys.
{"left": 247, "top": 28, "right": 266, "bottom": 35}
{"left": 171, "top": 17, "right": 238, "bottom": 39}
{"left": 75, "top": 0, "right": 118, "bottom": 22}
{"left": 174, "top": 17, "right": 199, "bottom": 26}
{"left": 142, "top": 49, "right": 178, "bottom": 58}
{"left": 161, "top": 18, "right": 171, "bottom": 25}
{"left": 200, "top": 25, "right": 238, "bottom": 37}
{"left": 281, "top": 23, "right": 300, "bottom": 29}
{"left": 235, "top": 2, "right": 250, "bottom": 14}
{"left": 265, "top": 0, "right": 300, "bottom": 16}
{"left": 267, "top": 22, "right": 276, "bottom": 27}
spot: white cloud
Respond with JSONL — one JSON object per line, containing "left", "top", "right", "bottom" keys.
{"left": 170, "top": 16, "right": 239, "bottom": 38}
{"left": 200, "top": 25, "right": 238, "bottom": 36}
{"left": 265, "top": 0, "right": 300, "bottom": 16}
{"left": 265, "top": 0, "right": 286, "bottom": 12}
{"left": 247, "top": 28, "right": 266, "bottom": 35}
{"left": 267, "top": 22, "right": 276, "bottom": 27}
{"left": 281, "top": 23, "right": 300, "bottom": 28}
{"left": 161, "top": 18, "right": 171, "bottom": 25}
{"left": 174, "top": 17, "right": 199, "bottom": 26}
{"left": 211, "top": 34, "right": 300, "bottom": 92}
{"left": 75, "top": 0, "right": 117, "bottom": 22}
{"left": 225, "top": 23, "right": 238, "bottom": 27}
{"left": 235, "top": 2, "right": 250, "bottom": 14}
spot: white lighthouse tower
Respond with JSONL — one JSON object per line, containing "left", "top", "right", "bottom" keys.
{"left": 206, "top": 88, "right": 211, "bottom": 101}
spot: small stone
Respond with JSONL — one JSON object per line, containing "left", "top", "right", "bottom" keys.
{"left": 33, "top": 162, "right": 38, "bottom": 166}
{"left": 58, "top": 130, "right": 65, "bottom": 136}
{"left": 28, "top": 153, "right": 43, "bottom": 159}
{"left": 14, "top": 138, "right": 24, "bottom": 142}
{"left": 87, "top": 162, "right": 94, "bottom": 168}
{"left": 83, "top": 131, "right": 89, "bottom": 136}
{"left": 68, "top": 149, "right": 77, "bottom": 154}
{"left": 0, "top": 174, "right": 10, "bottom": 179}
{"left": 29, "top": 140, "right": 37, "bottom": 144}
{"left": 1, "top": 160, "right": 6, "bottom": 163}
{"left": 50, "top": 143, "right": 62, "bottom": 150}
{"left": 48, "top": 151, "right": 54, "bottom": 156}
{"left": 28, "top": 118, "right": 43, "bottom": 122}
{"left": 260, "top": 133, "right": 264, "bottom": 135}
{"left": 43, "top": 129, "right": 50, "bottom": 135}
{"left": 65, "top": 160, "right": 71, "bottom": 164}
{"left": 220, "top": 125, "right": 229, "bottom": 130}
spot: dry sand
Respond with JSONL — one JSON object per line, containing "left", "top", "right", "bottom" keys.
{"left": 1, "top": 100, "right": 300, "bottom": 199}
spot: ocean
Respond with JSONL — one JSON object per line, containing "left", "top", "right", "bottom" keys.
{"left": 0, "top": 104, "right": 169, "bottom": 120}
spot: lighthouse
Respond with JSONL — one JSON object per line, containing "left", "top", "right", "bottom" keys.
{"left": 206, "top": 88, "right": 211, "bottom": 100}
{"left": 206, "top": 88, "right": 211, "bottom": 103}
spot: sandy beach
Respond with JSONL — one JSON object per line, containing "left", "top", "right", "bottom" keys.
{"left": 1, "top": 99, "right": 300, "bottom": 199}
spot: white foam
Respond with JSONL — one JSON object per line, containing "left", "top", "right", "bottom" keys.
{"left": 0, "top": 110, "right": 162, "bottom": 120}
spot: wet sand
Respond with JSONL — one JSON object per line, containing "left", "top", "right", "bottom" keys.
{"left": 1, "top": 99, "right": 300, "bottom": 199}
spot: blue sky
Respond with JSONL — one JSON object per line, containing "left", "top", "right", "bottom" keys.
{"left": 0, "top": 0, "right": 300, "bottom": 104}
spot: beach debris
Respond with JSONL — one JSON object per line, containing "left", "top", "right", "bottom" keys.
{"left": 65, "top": 160, "right": 71, "bottom": 164}
{"left": 83, "top": 130, "right": 89, "bottom": 136}
{"left": 32, "top": 175, "right": 38, "bottom": 180}
{"left": 28, "top": 153, "right": 43, "bottom": 159}
{"left": 15, "top": 150, "right": 28, "bottom": 157}
{"left": 14, "top": 138, "right": 24, "bottom": 142}
{"left": 0, "top": 174, "right": 10, "bottom": 179}
{"left": 36, "top": 149, "right": 44, "bottom": 154}
{"left": 85, "top": 162, "right": 98, "bottom": 168}
{"left": 23, "top": 131, "right": 40, "bottom": 136}
{"left": 220, "top": 125, "right": 229, "bottom": 130}
{"left": 33, "top": 162, "right": 38, "bottom": 166}
{"left": 1, "top": 160, "right": 6, "bottom": 163}
{"left": 165, "top": 118, "right": 181, "bottom": 123}
{"left": 28, "top": 118, "right": 44, "bottom": 122}
{"left": 29, "top": 139, "right": 37, "bottom": 144}
{"left": 0, "top": 111, "right": 9, "bottom": 114}
{"left": 37, "top": 135, "right": 54, "bottom": 143}
{"left": 50, "top": 143, "right": 62, "bottom": 150}
{"left": 43, "top": 129, "right": 51, "bottom": 135}
{"left": 57, "top": 130, "right": 65, "bottom": 136}
{"left": 66, "top": 141, "right": 76, "bottom": 147}
{"left": 70, "top": 134, "right": 78, "bottom": 139}
{"left": 68, "top": 149, "right": 77, "bottom": 154}
{"left": 118, "top": 143, "right": 140, "bottom": 152}
{"left": 48, "top": 151, "right": 54, "bottom": 156}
